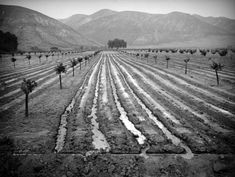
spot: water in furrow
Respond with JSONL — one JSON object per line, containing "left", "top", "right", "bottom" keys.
{"left": 110, "top": 54, "right": 193, "bottom": 159}
{"left": 88, "top": 55, "right": 110, "bottom": 151}
{"left": 107, "top": 55, "right": 146, "bottom": 145}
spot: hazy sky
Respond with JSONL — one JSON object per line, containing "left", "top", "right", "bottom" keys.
{"left": 0, "top": 0, "right": 235, "bottom": 19}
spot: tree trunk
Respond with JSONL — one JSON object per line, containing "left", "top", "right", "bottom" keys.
{"left": 185, "top": 63, "right": 187, "bottom": 74}
{"left": 80, "top": 62, "right": 81, "bottom": 70}
{"left": 25, "top": 93, "right": 29, "bottom": 117}
{"left": 13, "top": 62, "right": 15, "bottom": 68}
{"left": 215, "top": 70, "right": 219, "bottom": 85}
{"left": 155, "top": 58, "right": 157, "bottom": 64}
{"left": 72, "top": 67, "right": 74, "bottom": 77}
{"left": 166, "top": 60, "right": 168, "bottom": 68}
{"left": 59, "top": 74, "right": 62, "bottom": 89}
{"left": 28, "top": 60, "right": 30, "bottom": 65}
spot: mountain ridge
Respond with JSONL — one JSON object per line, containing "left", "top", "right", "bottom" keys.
{"left": 60, "top": 9, "right": 235, "bottom": 47}
{"left": 0, "top": 5, "right": 101, "bottom": 51}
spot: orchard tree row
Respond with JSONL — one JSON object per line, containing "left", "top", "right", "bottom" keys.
{"left": 18, "top": 50, "right": 101, "bottom": 117}
{"left": 123, "top": 47, "right": 232, "bottom": 86}
{"left": 127, "top": 48, "right": 233, "bottom": 56}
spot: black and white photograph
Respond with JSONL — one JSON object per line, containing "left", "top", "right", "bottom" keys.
{"left": 0, "top": 0, "right": 235, "bottom": 176}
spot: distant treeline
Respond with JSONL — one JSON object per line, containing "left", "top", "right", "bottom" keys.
{"left": 108, "top": 38, "right": 127, "bottom": 49}
{"left": 0, "top": 30, "right": 18, "bottom": 52}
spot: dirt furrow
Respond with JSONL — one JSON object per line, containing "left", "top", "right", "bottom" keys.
{"left": 117, "top": 55, "right": 235, "bottom": 129}
{"left": 0, "top": 53, "right": 78, "bottom": 79}
{"left": 0, "top": 63, "right": 51, "bottom": 80}
{"left": 54, "top": 57, "right": 101, "bottom": 153}
{"left": 116, "top": 55, "right": 231, "bottom": 133}
{"left": 149, "top": 56, "right": 235, "bottom": 80}
{"left": 114, "top": 54, "right": 235, "bottom": 153}
{"left": 122, "top": 53, "right": 235, "bottom": 101}
{"left": 62, "top": 54, "right": 104, "bottom": 153}
{"left": 108, "top": 55, "right": 146, "bottom": 145}
{"left": 0, "top": 53, "right": 82, "bottom": 83}
{"left": 88, "top": 55, "right": 110, "bottom": 151}
{"left": 6, "top": 63, "right": 58, "bottom": 85}
{"left": 0, "top": 59, "right": 60, "bottom": 81}
{"left": 0, "top": 60, "right": 86, "bottom": 110}
{"left": 109, "top": 54, "right": 196, "bottom": 158}
{"left": 112, "top": 54, "right": 235, "bottom": 153}
{"left": 121, "top": 54, "right": 235, "bottom": 107}
{"left": 0, "top": 68, "right": 55, "bottom": 98}
{"left": 96, "top": 54, "right": 141, "bottom": 154}
{"left": 2, "top": 65, "right": 54, "bottom": 86}
{"left": 1, "top": 59, "right": 88, "bottom": 97}
{"left": 1, "top": 59, "right": 71, "bottom": 87}
{"left": 109, "top": 54, "right": 195, "bottom": 157}
{"left": 140, "top": 52, "right": 235, "bottom": 76}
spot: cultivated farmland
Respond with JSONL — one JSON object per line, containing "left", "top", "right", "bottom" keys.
{"left": 0, "top": 50, "right": 235, "bottom": 176}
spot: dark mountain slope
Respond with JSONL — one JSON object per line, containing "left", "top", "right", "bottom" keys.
{"left": 0, "top": 5, "right": 100, "bottom": 51}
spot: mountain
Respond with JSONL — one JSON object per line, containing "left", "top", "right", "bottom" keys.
{"left": 59, "top": 14, "right": 87, "bottom": 28}
{"left": 0, "top": 5, "right": 101, "bottom": 51}
{"left": 60, "top": 9, "right": 235, "bottom": 48}
{"left": 193, "top": 14, "right": 235, "bottom": 34}
{"left": 59, "top": 9, "right": 117, "bottom": 30}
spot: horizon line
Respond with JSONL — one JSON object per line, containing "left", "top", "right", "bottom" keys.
{"left": 0, "top": 4, "right": 234, "bottom": 20}
{"left": 59, "top": 8, "right": 235, "bottom": 20}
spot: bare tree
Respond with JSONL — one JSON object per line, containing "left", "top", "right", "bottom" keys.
{"left": 179, "top": 49, "right": 184, "bottom": 54}
{"left": 78, "top": 57, "right": 83, "bottom": 70}
{"left": 144, "top": 53, "right": 149, "bottom": 63}
{"left": 199, "top": 49, "right": 207, "bottom": 56}
{"left": 184, "top": 58, "right": 190, "bottom": 74}
{"left": 26, "top": 55, "right": 31, "bottom": 65}
{"left": 21, "top": 79, "right": 37, "bottom": 117}
{"left": 0, "top": 81, "right": 6, "bottom": 91}
{"left": 189, "top": 49, "right": 197, "bottom": 55}
{"left": 11, "top": 57, "right": 16, "bottom": 68}
{"left": 218, "top": 49, "right": 227, "bottom": 57}
{"left": 153, "top": 55, "right": 158, "bottom": 64}
{"left": 55, "top": 63, "right": 66, "bottom": 89}
{"left": 45, "top": 54, "right": 49, "bottom": 61}
{"left": 84, "top": 56, "right": 89, "bottom": 66}
{"left": 70, "top": 58, "right": 78, "bottom": 77}
{"left": 38, "top": 54, "right": 42, "bottom": 63}
{"left": 211, "top": 49, "right": 216, "bottom": 55}
{"left": 136, "top": 53, "right": 139, "bottom": 59}
{"left": 210, "top": 61, "right": 224, "bottom": 85}
{"left": 165, "top": 56, "right": 170, "bottom": 68}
